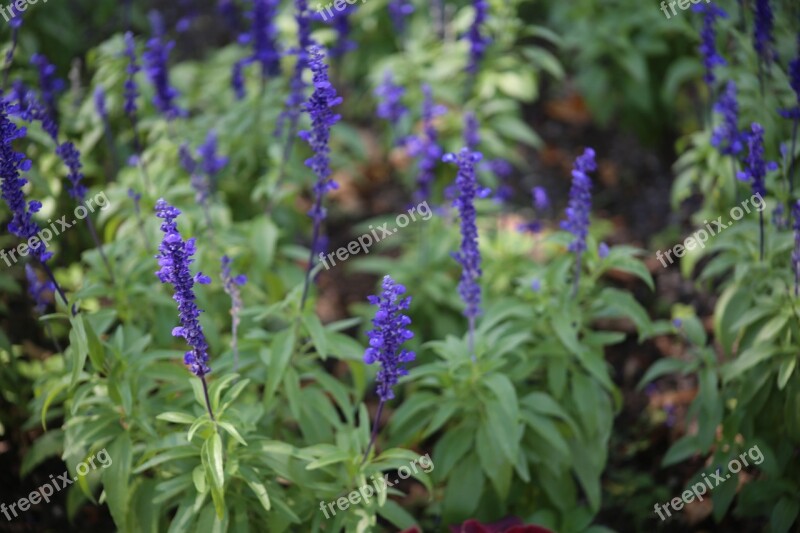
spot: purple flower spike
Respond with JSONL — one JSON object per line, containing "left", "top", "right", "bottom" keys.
{"left": 737, "top": 123, "right": 777, "bottom": 199}
{"left": 711, "top": 81, "right": 744, "bottom": 156}
{"left": 155, "top": 199, "right": 212, "bottom": 378}
{"left": 560, "top": 148, "right": 596, "bottom": 296}
{"left": 143, "top": 11, "right": 183, "bottom": 120}
{"left": 753, "top": 0, "right": 776, "bottom": 67}
{"left": 55, "top": 142, "right": 87, "bottom": 201}
{"left": 299, "top": 45, "right": 342, "bottom": 308}
{"left": 692, "top": 3, "right": 727, "bottom": 85}
{"left": 407, "top": 84, "right": 445, "bottom": 203}
{"left": 222, "top": 255, "right": 247, "bottom": 371}
{"left": 123, "top": 32, "right": 140, "bottom": 118}
{"left": 364, "top": 275, "right": 415, "bottom": 402}
{"left": 388, "top": 0, "right": 414, "bottom": 34}
{"left": 94, "top": 86, "right": 108, "bottom": 122}
{"left": 0, "top": 101, "right": 52, "bottom": 264}
{"left": 465, "top": 0, "right": 490, "bottom": 75}
{"left": 198, "top": 131, "right": 228, "bottom": 178}
{"left": 233, "top": 0, "right": 281, "bottom": 99}
{"left": 26, "top": 264, "right": 54, "bottom": 315}
{"left": 30, "top": 53, "right": 65, "bottom": 122}
{"left": 374, "top": 71, "right": 408, "bottom": 133}
{"left": 443, "top": 147, "right": 486, "bottom": 359}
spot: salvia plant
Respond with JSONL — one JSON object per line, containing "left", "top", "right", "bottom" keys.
{"left": 2, "top": 1, "right": 800, "bottom": 532}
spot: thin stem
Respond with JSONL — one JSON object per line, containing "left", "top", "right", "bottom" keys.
{"left": 300, "top": 217, "right": 321, "bottom": 310}
{"left": 468, "top": 315, "right": 476, "bottom": 362}
{"left": 84, "top": 214, "right": 116, "bottom": 285}
{"left": 232, "top": 316, "right": 240, "bottom": 374}
{"left": 759, "top": 209, "right": 765, "bottom": 261}
{"left": 200, "top": 374, "right": 216, "bottom": 421}
{"left": 361, "top": 399, "right": 385, "bottom": 465}
{"left": 572, "top": 250, "right": 582, "bottom": 299}
{"left": 789, "top": 118, "right": 798, "bottom": 196}
{"left": 39, "top": 261, "right": 74, "bottom": 316}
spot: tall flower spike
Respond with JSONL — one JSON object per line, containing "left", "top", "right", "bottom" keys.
{"left": 30, "top": 53, "right": 64, "bottom": 122}
{"left": 221, "top": 255, "right": 247, "bottom": 372}
{"left": 374, "top": 71, "right": 408, "bottom": 139}
{"left": 123, "top": 32, "right": 140, "bottom": 118}
{"left": 443, "top": 147, "right": 489, "bottom": 360}
{"left": 0, "top": 100, "right": 51, "bottom": 264}
{"left": 691, "top": 4, "right": 727, "bottom": 86}
{"left": 25, "top": 264, "right": 54, "bottom": 315}
{"left": 233, "top": 0, "right": 281, "bottom": 99}
{"left": 738, "top": 123, "right": 777, "bottom": 260}
{"left": 407, "top": 84, "right": 445, "bottom": 203}
{"left": 388, "top": 0, "right": 414, "bottom": 35}
{"left": 465, "top": 0, "right": 490, "bottom": 76}
{"left": 143, "top": 11, "right": 183, "bottom": 120}
{"left": 94, "top": 86, "right": 108, "bottom": 122}
{"left": 560, "top": 148, "right": 596, "bottom": 297}
{"left": 753, "top": 0, "right": 776, "bottom": 69}
{"left": 299, "top": 45, "right": 342, "bottom": 308}
{"left": 197, "top": 130, "right": 228, "bottom": 179}
{"left": 155, "top": 199, "right": 216, "bottom": 418}
{"left": 711, "top": 81, "right": 744, "bottom": 156}
{"left": 362, "top": 275, "right": 415, "bottom": 461}
{"left": 780, "top": 36, "right": 800, "bottom": 195}
{"left": 793, "top": 201, "right": 800, "bottom": 297}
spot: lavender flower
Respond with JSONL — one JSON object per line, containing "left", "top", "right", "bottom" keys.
{"left": 598, "top": 242, "right": 609, "bottom": 258}
{"left": 299, "top": 45, "right": 342, "bottom": 307}
{"left": 30, "top": 53, "right": 64, "bottom": 121}
{"left": 219, "top": 0, "right": 242, "bottom": 31}
{"left": 0, "top": 100, "right": 51, "bottom": 263}
{"left": 374, "top": 71, "right": 407, "bottom": 136}
{"left": 407, "top": 84, "right": 445, "bottom": 202}
{"left": 517, "top": 186, "right": 549, "bottom": 233}
{"left": 55, "top": 142, "right": 87, "bottom": 201}
{"left": 711, "top": 81, "right": 744, "bottom": 156}
{"left": 197, "top": 131, "right": 228, "bottom": 178}
{"left": 737, "top": 123, "right": 777, "bottom": 260}
{"left": 320, "top": 6, "right": 357, "bottom": 57}
{"left": 155, "top": 199, "right": 213, "bottom": 379}
{"left": 26, "top": 264, "right": 54, "bottom": 315}
{"left": 364, "top": 275, "right": 415, "bottom": 401}
{"left": 443, "top": 147, "right": 488, "bottom": 359}
{"left": 143, "top": 11, "right": 183, "bottom": 120}
{"left": 233, "top": 0, "right": 281, "bottom": 99}
{"left": 560, "top": 148, "right": 596, "bottom": 296}
{"left": 531, "top": 278, "right": 541, "bottom": 293}
{"left": 388, "top": 0, "right": 414, "bottom": 35}
{"left": 753, "top": 0, "right": 776, "bottom": 68}
{"left": 793, "top": 201, "right": 800, "bottom": 296}
{"left": 221, "top": 255, "right": 247, "bottom": 371}
{"left": 464, "top": 112, "right": 479, "bottom": 151}
{"left": 465, "top": 0, "right": 490, "bottom": 76}
{"left": 692, "top": 4, "right": 727, "bottom": 85}
{"left": 123, "top": 32, "right": 140, "bottom": 118}
{"left": 737, "top": 123, "right": 776, "bottom": 200}
{"left": 274, "top": 0, "right": 313, "bottom": 146}
{"left": 93, "top": 86, "right": 108, "bottom": 122}
{"left": 361, "top": 275, "right": 415, "bottom": 461}
{"left": 488, "top": 158, "right": 513, "bottom": 203}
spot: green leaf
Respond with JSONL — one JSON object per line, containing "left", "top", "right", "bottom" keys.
{"left": 722, "top": 345, "right": 779, "bottom": 382}
{"left": 301, "top": 312, "right": 328, "bottom": 359}
{"left": 217, "top": 421, "right": 248, "bottom": 446}
{"left": 771, "top": 497, "right": 800, "bottom": 533}
{"left": 662, "top": 434, "right": 698, "bottom": 467}
{"left": 203, "top": 433, "right": 226, "bottom": 519}
{"left": 442, "top": 452, "right": 484, "bottom": 521}
{"left": 102, "top": 432, "right": 132, "bottom": 527}
{"left": 636, "top": 358, "right": 688, "bottom": 390}
{"left": 157, "top": 412, "right": 197, "bottom": 425}
{"left": 263, "top": 327, "right": 297, "bottom": 408}
{"left": 377, "top": 499, "right": 417, "bottom": 530}
{"left": 239, "top": 466, "right": 271, "bottom": 512}
{"left": 306, "top": 450, "right": 351, "bottom": 470}
{"left": 777, "top": 358, "right": 797, "bottom": 391}
{"left": 68, "top": 316, "right": 89, "bottom": 387}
